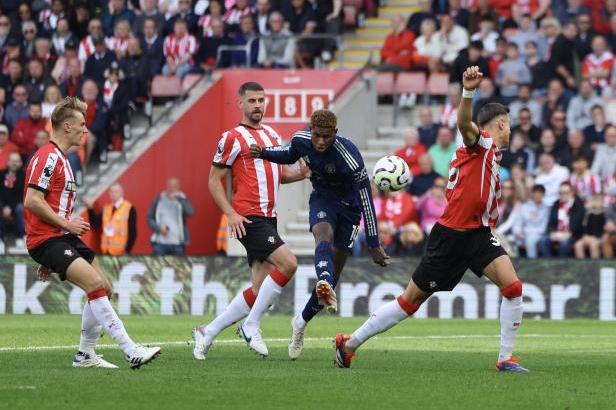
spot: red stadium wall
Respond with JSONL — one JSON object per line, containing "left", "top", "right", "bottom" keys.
{"left": 83, "top": 70, "right": 357, "bottom": 255}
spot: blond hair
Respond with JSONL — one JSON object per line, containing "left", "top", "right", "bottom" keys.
{"left": 50, "top": 97, "right": 87, "bottom": 130}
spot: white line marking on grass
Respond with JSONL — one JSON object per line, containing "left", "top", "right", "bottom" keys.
{"left": 0, "top": 386, "right": 36, "bottom": 390}
{"left": 1, "top": 334, "right": 615, "bottom": 353}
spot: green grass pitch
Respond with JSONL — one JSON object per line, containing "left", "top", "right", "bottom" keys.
{"left": 1, "top": 315, "right": 615, "bottom": 409}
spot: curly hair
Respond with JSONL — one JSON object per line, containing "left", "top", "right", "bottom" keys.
{"left": 310, "top": 109, "right": 337, "bottom": 129}
{"left": 50, "top": 97, "right": 87, "bottom": 130}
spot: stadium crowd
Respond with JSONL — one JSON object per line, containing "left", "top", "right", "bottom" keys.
{"left": 362, "top": 0, "right": 616, "bottom": 259}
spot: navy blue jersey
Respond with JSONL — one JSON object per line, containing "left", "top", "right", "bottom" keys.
{"left": 260, "top": 130, "right": 379, "bottom": 248}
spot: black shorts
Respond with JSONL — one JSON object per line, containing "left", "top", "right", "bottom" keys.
{"left": 412, "top": 223, "right": 508, "bottom": 293}
{"left": 28, "top": 234, "right": 96, "bottom": 281}
{"left": 237, "top": 216, "right": 285, "bottom": 267}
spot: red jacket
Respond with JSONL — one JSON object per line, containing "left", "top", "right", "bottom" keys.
{"left": 381, "top": 29, "right": 416, "bottom": 70}
{"left": 0, "top": 141, "right": 19, "bottom": 171}
{"left": 378, "top": 192, "right": 419, "bottom": 228}
{"left": 394, "top": 143, "right": 427, "bottom": 176}
{"left": 12, "top": 118, "right": 46, "bottom": 156}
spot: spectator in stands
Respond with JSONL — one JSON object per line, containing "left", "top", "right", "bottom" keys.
{"left": 509, "top": 84, "right": 541, "bottom": 127}
{"left": 513, "top": 0, "right": 550, "bottom": 20}
{"left": 11, "top": 102, "right": 46, "bottom": 158}
{"left": 78, "top": 18, "right": 105, "bottom": 62}
{"left": 198, "top": 18, "right": 231, "bottom": 69}
{"left": 59, "top": 58, "right": 83, "bottom": 98}
{"left": 71, "top": 3, "right": 92, "bottom": 40}
{"left": 107, "top": 19, "right": 132, "bottom": 60}
{"left": 21, "top": 21, "right": 37, "bottom": 60}
{"left": 495, "top": 179, "right": 522, "bottom": 256}
{"left": 377, "top": 189, "right": 419, "bottom": 254}
{"left": 33, "top": 37, "right": 57, "bottom": 74}
{"left": 42, "top": 85, "right": 62, "bottom": 119}
{"left": 4, "top": 85, "right": 28, "bottom": 131}
{"left": 428, "top": 126, "right": 456, "bottom": 177}
{"left": 550, "top": 21, "right": 578, "bottom": 90}
{"left": 417, "top": 106, "right": 438, "bottom": 147}
{"left": 0, "top": 61, "right": 24, "bottom": 107}
{"left": 253, "top": 0, "right": 272, "bottom": 35}
{"left": 549, "top": 109, "right": 569, "bottom": 151}
{"left": 257, "top": 12, "right": 294, "bottom": 69}
{"left": 510, "top": 163, "right": 532, "bottom": 202}
{"left": 562, "top": 130, "right": 593, "bottom": 168}
{"left": 556, "top": 0, "right": 590, "bottom": 26}
{"left": 592, "top": 125, "right": 616, "bottom": 180}
{"left": 439, "top": 83, "right": 460, "bottom": 129}
{"left": 513, "top": 184, "right": 549, "bottom": 258}
{"left": 394, "top": 128, "right": 426, "bottom": 176}
{"left": 495, "top": 42, "right": 531, "bottom": 103}
{"left": 225, "top": 0, "right": 254, "bottom": 34}
{"left": 608, "top": 13, "right": 616, "bottom": 51}
{"left": 512, "top": 107, "right": 541, "bottom": 149}
{"left": 140, "top": 18, "right": 165, "bottom": 76}
{"left": 104, "top": 62, "right": 130, "bottom": 145}
{"left": 163, "top": 18, "right": 197, "bottom": 77}
{"left": 470, "top": 19, "right": 499, "bottom": 54}
{"left": 25, "top": 59, "right": 53, "bottom": 103}
{"left": 435, "top": 13, "right": 468, "bottom": 65}
{"left": 581, "top": 35, "right": 614, "bottom": 94}
{"left": 51, "top": 18, "right": 77, "bottom": 57}
{"left": 406, "top": 0, "right": 435, "bottom": 36}
{"left": 87, "top": 183, "right": 137, "bottom": 256}
{"left": 121, "top": 38, "right": 150, "bottom": 103}
{"left": 29, "top": 129, "right": 50, "bottom": 166}
{"left": 84, "top": 34, "right": 117, "bottom": 86}
{"left": 313, "top": 0, "right": 342, "bottom": 63}
{"left": 0, "top": 15, "right": 10, "bottom": 51}
{"left": 574, "top": 194, "right": 605, "bottom": 259}
{"left": 569, "top": 155, "right": 601, "bottom": 202}
{"left": 511, "top": 14, "right": 542, "bottom": 57}
{"left": 501, "top": 131, "right": 535, "bottom": 174}
{"left": 16, "top": 3, "right": 31, "bottom": 27}
{"left": 603, "top": 189, "right": 616, "bottom": 258}
{"left": 197, "top": 0, "right": 224, "bottom": 37}
{"left": 542, "top": 79, "right": 570, "bottom": 127}
{"left": 148, "top": 177, "right": 195, "bottom": 256}
{"left": 575, "top": 12, "right": 595, "bottom": 59}
{"left": 536, "top": 128, "right": 567, "bottom": 166}
{"left": 525, "top": 41, "right": 550, "bottom": 97}
{"left": 450, "top": 41, "right": 490, "bottom": 85}
{"left": 468, "top": 0, "right": 499, "bottom": 35}
{"left": 102, "top": 0, "right": 136, "bottom": 36}
{"left": 0, "top": 152, "right": 25, "bottom": 248}
{"left": 415, "top": 177, "right": 446, "bottom": 234}
{"left": 535, "top": 152, "right": 571, "bottom": 206}
{"left": 39, "top": 0, "right": 66, "bottom": 37}
{"left": 407, "top": 153, "right": 439, "bottom": 197}
{"left": 133, "top": 0, "right": 165, "bottom": 37}
{"left": 413, "top": 18, "right": 443, "bottom": 73}
{"left": 230, "top": 15, "right": 259, "bottom": 67}
{"left": 472, "top": 78, "right": 502, "bottom": 117}
{"left": 379, "top": 15, "right": 415, "bottom": 72}
{"left": 0, "top": 125, "right": 18, "bottom": 173}
{"left": 81, "top": 79, "right": 108, "bottom": 164}
{"left": 165, "top": 0, "right": 198, "bottom": 35}
{"left": 539, "top": 181, "right": 585, "bottom": 257}
{"left": 583, "top": 105, "right": 607, "bottom": 149}
{"left": 566, "top": 80, "right": 602, "bottom": 133}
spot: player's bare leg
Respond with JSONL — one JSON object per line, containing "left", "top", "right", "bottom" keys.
{"left": 193, "top": 267, "right": 266, "bottom": 360}
{"left": 238, "top": 245, "right": 297, "bottom": 357}
{"left": 482, "top": 255, "right": 529, "bottom": 373}
{"left": 66, "top": 258, "right": 161, "bottom": 369}
{"left": 336, "top": 279, "right": 430, "bottom": 368}
{"left": 290, "top": 250, "right": 347, "bottom": 360}
{"left": 311, "top": 222, "right": 338, "bottom": 313}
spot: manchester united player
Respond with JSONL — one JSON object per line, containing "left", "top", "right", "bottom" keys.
{"left": 334, "top": 66, "right": 529, "bottom": 373}
{"left": 192, "top": 82, "right": 307, "bottom": 359}
{"left": 25, "top": 97, "right": 161, "bottom": 369}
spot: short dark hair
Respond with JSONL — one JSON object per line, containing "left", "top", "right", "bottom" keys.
{"left": 310, "top": 109, "right": 337, "bottom": 129}
{"left": 591, "top": 104, "right": 604, "bottom": 112}
{"left": 531, "top": 184, "right": 546, "bottom": 194}
{"left": 572, "top": 156, "right": 588, "bottom": 164}
{"left": 238, "top": 82, "right": 264, "bottom": 97}
{"left": 560, "top": 181, "right": 573, "bottom": 189}
{"left": 477, "top": 103, "right": 509, "bottom": 128}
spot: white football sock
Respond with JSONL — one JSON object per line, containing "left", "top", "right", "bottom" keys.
{"left": 243, "top": 273, "right": 288, "bottom": 333}
{"left": 204, "top": 288, "right": 254, "bottom": 338}
{"left": 498, "top": 296, "right": 523, "bottom": 362}
{"left": 89, "top": 296, "right": 137, "bottom": 356}
{"left": 347, "top": 298, "right": 410, "bottom": 352}
{"left": 295, "top": 314, "right": 307, "bottom": 329}
{"left": 79, "top": 303, "right": 102, "bottom": 354}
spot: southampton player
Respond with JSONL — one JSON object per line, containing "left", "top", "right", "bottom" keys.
{"left": 250, "top": 109, "right": 389, "bottom": 360}
{"left": 334, "top": 67, "right": 529, "bottom": 373}
{"left": 193, "top": 82, "right": 308, "bottom": 359}
{"left": 25, "top": 97, "right": 160, "bottom": 369}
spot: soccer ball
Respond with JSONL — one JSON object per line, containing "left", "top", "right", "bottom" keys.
{"left": 372, "top": 155, "right": 412, "bottom": 193}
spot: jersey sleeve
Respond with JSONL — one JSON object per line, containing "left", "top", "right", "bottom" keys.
{"left": 212, "top": 132, "right": 241, "bottom": 168}
{"left": 260, "top": 134, "right": 303, "bottom": 164}
{"left": 27, "top": 151, "right": 60, "bottom": 193}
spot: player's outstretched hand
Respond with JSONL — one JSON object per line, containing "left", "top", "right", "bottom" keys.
{"left": 462, "top": 66, "right": 483, "bottom": 91}
{"left": 65, "top": 217, "right": 90, "bottom": 236}
{"left": 249, "top": 144, "right": 262, "bottom": 158}
{"left": 37, "top": 265, "right": 53, "bottom": 282}
{"left": 228, "top": 211, "right": 252, "bottom": 239}
{"left": 298, "top": 158, "right": 311, "bottom": 179}
{"left": 370, "top": 246, "right": 390, "bottom": 267}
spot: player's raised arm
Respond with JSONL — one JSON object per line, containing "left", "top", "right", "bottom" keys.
{"left": 458, "top": 66, "right": 483, "bottom": 147}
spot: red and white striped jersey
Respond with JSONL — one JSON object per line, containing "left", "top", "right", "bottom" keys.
{"left": 439, "top": 131, "right": 502, "bottom": 229}
{"left": 106, "top": 36, "right": 129, "bottom": 54}
{"left": 163, "top": 33, "right": 197, "bottom": 65}
{"left": 569, "top": 172, "right": 602, "bottom": 202}
{"left": 212, "top": 124, "right": 283, "bottom": 218}
{"left": 24, "top": 141, "right": 77, "bottom": 250}
{"left": 439, "top": 103, "right": 458, "bottom": 129}
{"left": 582, "top": 51, "right": 615, "bottom": 88}
{"left": 223, "top": 6, "right": 253, "bottom": 25}
{"left": 78, "top": 35, "right": 103, "bottom": 61}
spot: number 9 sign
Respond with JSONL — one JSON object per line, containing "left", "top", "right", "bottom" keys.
{"left": 307, "top": 94, "right": 330, "bottom": 117}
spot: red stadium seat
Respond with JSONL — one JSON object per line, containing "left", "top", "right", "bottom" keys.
{"left": 151, "top": 75, "right": 182, "bottom": 98}
{"left": 182, "top": 74, "right": 203, "bottom": 94}
{"left": 393, "top": 72, "right": 427, "bottom": 95}
{"left": 377, "top": 72, "right": 395, "bottom": 96}
{"left": 426, "top": 73, "right": 450, "bottom": 96}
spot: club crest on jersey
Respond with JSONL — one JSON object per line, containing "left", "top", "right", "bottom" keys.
{"left": 325, "top": 163, "right": 336, "bottom": 174}
{"left": 317, "top": 211, "right": 327, "bottom": 219}
{"left": 429, "top": 281, "right": 437, "bottom": 289}
{"left": 64, "top": 249, "right": 73, "bottom": 257}
{"left": 267, "top": 236, "right": 275, "bottom": 244}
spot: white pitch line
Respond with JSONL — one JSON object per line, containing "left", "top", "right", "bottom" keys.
{"left": 0, "top": 334, "right": 615, "bottom": 353}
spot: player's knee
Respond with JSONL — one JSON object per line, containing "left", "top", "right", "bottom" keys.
{"left": 282, "top": 254, "right": 298, "bottom": 277}
{"left": 501, "top": 280, "right": 522, "bottom": 299}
